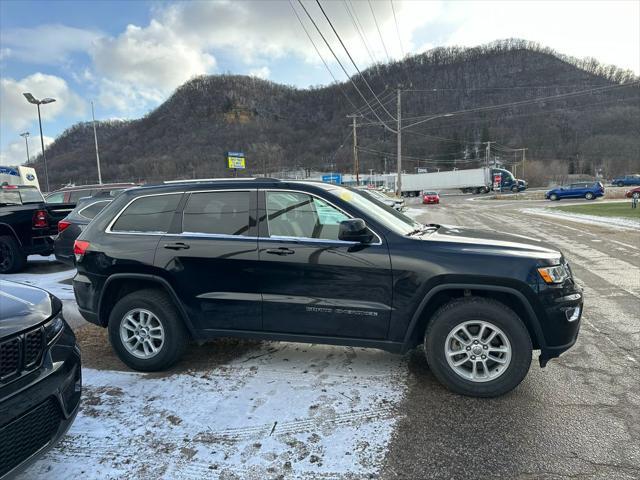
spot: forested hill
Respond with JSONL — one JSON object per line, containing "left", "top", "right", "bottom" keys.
{"left": 37, "top": 39, "right": 639, "bottom": 188}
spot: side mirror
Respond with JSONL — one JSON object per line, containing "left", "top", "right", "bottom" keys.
{"left": 339, "top": 218, "right": 374, "bottom": 243}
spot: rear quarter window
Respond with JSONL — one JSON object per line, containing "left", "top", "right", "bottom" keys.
{"left": 111, "top": 194, "right": 182, "bottom": 233}
{"left": 79, "top": 200, "right": 111, "bottom": 220}
{"left": 182, "top": 191, "right": 250, "bottom": 236}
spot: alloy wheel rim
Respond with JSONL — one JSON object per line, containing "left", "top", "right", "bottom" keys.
{"left": 119, "top": 308, "right": 165, "bottom": 359}
{"left": 445, "top": 320, "right": 512, "bottom": 383}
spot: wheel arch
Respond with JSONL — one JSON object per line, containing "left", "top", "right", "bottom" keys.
{"left": 99, "top": 273, "right": 196, "bottom": 336}
{"left": 0, "top": 223, "right": 22, "bottom": 245}
{"left": 402, "top": 283, "right": 546, "bottom": 353}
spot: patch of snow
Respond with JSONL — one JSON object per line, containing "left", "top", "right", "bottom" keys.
{"left": 20, "top": 343, "right": 408, "bottom": 479}
{"left": 520, "top": 208, "right": 640, "bottom": 231}
{"left": 0, "top": 255, "right": 75, "bottom": 300}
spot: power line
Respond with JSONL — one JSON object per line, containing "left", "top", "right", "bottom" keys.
{"left": 314, "top": 0, "right": 397, "bottom": 123}
{"left": 289, "top": 0, "right": 363, "bottom": 115}
{"left": 342, "top": 0, "right": 377, "bottom": 65}
{"left": 390, "top": 0, "right": 404, "bottom": 57}
{"left": 368, "top": 0, "right": 390, "bottom": 62}
{"left": 348, "top": 0, "right": 378, "bottom": 65}
{"left": 295, "top": 0, "right": 395, "bottom": 131}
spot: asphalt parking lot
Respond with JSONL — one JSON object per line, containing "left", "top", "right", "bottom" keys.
{"left": 5, "top": 195, "right": 639, "bottom": 480}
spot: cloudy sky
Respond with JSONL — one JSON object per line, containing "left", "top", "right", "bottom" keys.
{"left": 1, "top": 0, "right": 638, "bottom": 165}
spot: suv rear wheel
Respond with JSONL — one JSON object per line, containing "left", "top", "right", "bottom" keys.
{"left": 108, "top": 289, "right": 189, "bottom": 371}
{"left": 0, "top": 235, "right": 26, "bottom": 274}
{"left": 585, "top": 192, "right": 595, "bottom": 200}
{"left": 424, "top": 297, "right": 532, "bottom": 397}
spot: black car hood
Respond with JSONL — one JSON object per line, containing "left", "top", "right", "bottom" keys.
{"left": 0, "top": 280, "right": 60, "bottom": 339}
{"left": 420, "top": 224, "right": 563, "bottom": 263}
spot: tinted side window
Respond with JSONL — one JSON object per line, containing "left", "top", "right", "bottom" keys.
{"left": 266, "top": 191, "right": 348, "bottom": 240}
{"left": 46, "top": 192, "right": 65, "bottom": 204}
{"left": 69, "top": 189, "right": 91, "bottom": 202}
{"left": 79, "top": 200, "right": 111, "bottom": 220}
{"left": 182, "top": 191, "right": 250, "bottom": 236}
{"left": 111, "top": 194, "right": 181, "bottom": 233}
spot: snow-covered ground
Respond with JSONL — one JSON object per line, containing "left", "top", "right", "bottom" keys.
{"left": 3, "top": 258, "right": 409, "bottom": 479}
{"left": 521, "top": 207, "right": 640, "bottom": 231}
{"left": 22, "top": 345, "right": 407, "bottom": 480}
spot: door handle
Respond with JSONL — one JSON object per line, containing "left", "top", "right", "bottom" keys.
{"left": 163, "top": 242, "right": 190, "bottom": 250}
{"left": 266, "top": 247, "right": 295, "bottom": 256}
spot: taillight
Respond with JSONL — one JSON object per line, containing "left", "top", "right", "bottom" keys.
{"left": 58, "top": 220, "right": 71, "bottom": 232}
{"left": 33, "top": 209, "right": 48, "bottom": 228}
{"left": 73, "top": 240, "right": 90, "bottom": 261}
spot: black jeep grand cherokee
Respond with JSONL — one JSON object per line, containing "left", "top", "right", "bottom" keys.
{"left": 73, "top": 179, "right": 582, "bottom": 397}
{"left": 0, "top": 280, "right": 81, "bottom": 478}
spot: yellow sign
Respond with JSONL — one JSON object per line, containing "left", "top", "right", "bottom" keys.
{"left": 227, "top": 156, "right": 245, "bottom": 169}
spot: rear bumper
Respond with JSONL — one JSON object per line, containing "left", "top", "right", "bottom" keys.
{"left": 23, "top": 236, "right": 54, "bottom": 256}
{"left": 0, "top": 323, "right": 81, "bottom": 479}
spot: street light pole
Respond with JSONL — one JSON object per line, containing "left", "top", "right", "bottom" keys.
{"left": 19, "top": 132, "right": 30, "bottom": 164}
{"left": 91, "top": 101, "right": 102, "bottom": 184}
{"left": 36, "top": 103, "right": 50, "bottom": 192}
{"left": 23, "top": 93, "right": 55, "bottom": 192}
{"left": 396, "top": 88, "right": 402, "bottom": 196}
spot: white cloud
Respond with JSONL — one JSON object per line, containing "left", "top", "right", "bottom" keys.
{"left": 0, "top": 135, "right": 54, "bottom": 166}
{"left": 248, "top": 66, "right": 271, "bottom": 79}
{"left": 427, "top": 1, "right": 640, "bottom": 73}
{"left": 0, "top": 24, "right": 102, "bottom": 65}
{"left": 0, "top": 73, "right": 86, "bottom": 130}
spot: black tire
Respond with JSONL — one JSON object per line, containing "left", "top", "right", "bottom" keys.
{"left": 0, "top": 235, "right": 27, "bottom": 274}
{"left": 549, "top": 193, "right": 559, "bottom": 201}
{"left": 108, "top": 288, "right": 189, "bottom": 371}
{"left": 617, "top": 182, "right": 624, "bottom": 187}
{"left": 511, "top": 185, "right": 519, "bottom": 193}
{"left": 633, "top": 192, "right": 640, "bottom": 199}
{"left": 585, "top": 192, "right": 595, "bottom": 200}
{"left": 424, "top": 297, "right": 532, "bottom": 397}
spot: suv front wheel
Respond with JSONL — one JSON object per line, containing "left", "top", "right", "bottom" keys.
{"left": 108, "top": 289, "right": 189, "bottom": 371}
{"left": 424, "top": 297, "right": 532, "bottom": 397}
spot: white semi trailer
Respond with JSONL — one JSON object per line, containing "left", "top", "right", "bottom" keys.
{"left": 385, "top": 167, "right": 526, "bottom": 196}
{"left": 0, "top": 165, "right": 40, "bottom": 190}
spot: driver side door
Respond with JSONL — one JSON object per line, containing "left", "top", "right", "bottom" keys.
{"left": 256, "top": 189, "right": 393, "bottom": 340}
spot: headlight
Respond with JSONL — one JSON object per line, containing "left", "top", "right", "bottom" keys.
{"left": 44, "top": 315, "right": 65, "bottom": 344}
{"left": 538, "top": 265, "right": 570, "bottom": 284}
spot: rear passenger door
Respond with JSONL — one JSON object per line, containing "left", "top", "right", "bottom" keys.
{"left": 154, "top": 190, "right": 261, "bottom": 333}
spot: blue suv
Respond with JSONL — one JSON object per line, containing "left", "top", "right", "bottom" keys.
{"left": 545, "top": 181, "right": 605, "bottom": 201}
{"left": 611, "top": 174, "right": 640, "bottom": 187}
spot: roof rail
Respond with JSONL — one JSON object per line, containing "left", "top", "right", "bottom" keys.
{"left": 163, "top": 177, "right": 281, "bottom": 184}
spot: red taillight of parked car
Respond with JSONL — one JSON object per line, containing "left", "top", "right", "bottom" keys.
{"left": 58, "top": 220, "right": 71, "bottom": 233}
{"left": 73, "top": 240, "right": 90, "bottom": 261}
{"left": 32, "top": 209, "right": 48, "bottom": 228}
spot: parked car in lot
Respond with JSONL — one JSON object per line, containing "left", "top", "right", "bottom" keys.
{"left": 0, "top": 184, "right": 73, "bottom": 273}
{"left": 625, "top": 186, "right": 640, "bottom": 198}
{"left": 422, "top": 191, "right": 440, "bottom": 204}
{"left": 45, "top": 183, "right": 136, "bottom": 206}
{"left": 0, "top": 280, "right": 81, "bottom": 479}
{"left": 55, "top": 194, "right": 114, "bottom": 266}
{"left": 364, "top": 188, "right": 405, "bottom": 211}
{"left": 545, "top": 181, "right": 605, "bottom": 201}
{"left": 611, "top": 174, "right": 640, "bottom": 187}
{"left": 73, "top": 179, "right": 582, "bottom": 397}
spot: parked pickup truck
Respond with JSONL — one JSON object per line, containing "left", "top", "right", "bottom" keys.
{"left": 611, "top": 174, "right": 640, "bottom": 187}
{"left": 0, "top": 184, "right": 74, "bottom": 273}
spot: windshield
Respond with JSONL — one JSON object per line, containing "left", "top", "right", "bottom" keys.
{"left": 324, "top": 185, "right": 421, "bottom": 235}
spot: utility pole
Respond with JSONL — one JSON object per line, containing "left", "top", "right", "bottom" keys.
{"left": 346, "top": 114, "right": 360, "bottom": 186}
{"left": 522, "top": 148, "right": 527, "bottom": 178}
{"left": 484, "top": 141, "right": 491, "bottom": 168}
{"left": 91, "top": 101, "right": 102, "bottom": 184}
{"left": 19, "top": 132, "right": 30, "bottom": 164}
{"left": 396, "top": 88, "right": 402, "bottom": 196}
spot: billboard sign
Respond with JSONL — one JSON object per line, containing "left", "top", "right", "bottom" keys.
{"left": 321, "top": 174, "right": 342, "bottom": 184}
{"left": 227, "top": 151, "right": 246, "bottom": 169}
